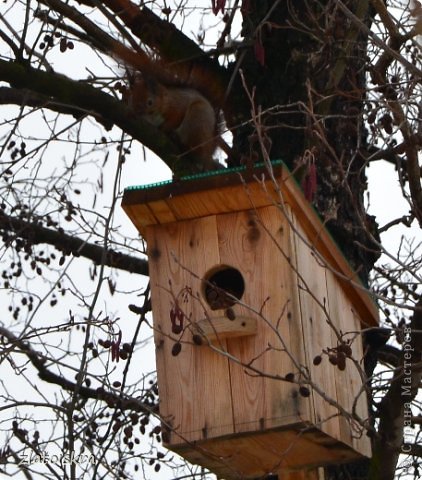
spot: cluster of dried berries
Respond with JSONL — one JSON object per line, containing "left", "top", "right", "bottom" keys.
{"left": 313, "top": 342, "right": 353, "bottom": 371}
{"left": 6, "top": 140, "right": 26, "bottom": 160}
{"left": 38, "top": 33, "right": 74, "bottom": 52}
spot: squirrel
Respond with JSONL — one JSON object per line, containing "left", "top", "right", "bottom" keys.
{"left": 128, "top": 75, "right": 220, "bottom": 171}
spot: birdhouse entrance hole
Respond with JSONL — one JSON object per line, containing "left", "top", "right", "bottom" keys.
{"left": 196, "top": 265, "right": 256, "bottom": 341}
{"left": 202, "top": 265, "right": 245, "bottom": 310}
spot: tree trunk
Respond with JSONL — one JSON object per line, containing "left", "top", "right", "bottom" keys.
{"left": 231, "top": 0, "right": 380, "bottom": 284}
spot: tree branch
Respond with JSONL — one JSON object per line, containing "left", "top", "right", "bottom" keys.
{"left": 367, "top": 139, "right": 422, "bottom": 166}
{"left": 402, "top": 443, "right": 422, "bottom": 458}
{"left": 0, "top": 86, "right": 113, "bottom": 132}
{"left": 93, "top": 0, "right": 213, "bottom": 63}
{"left": 36, "top": 0, "right": 168, "bottom": 82}
{"left": 75, "top": 0, "right": 229, "bottom": 104}
{"left": 0, "top": 211, "right": 148, "bottom": 276}
{"left": 377, "top": 343, "right": 401, "bottom": 368}
{"left": 0, "top": 59, "right": 181, "bottom": 169}
{"left": 336, "top": 0, "right": 422, "bottom": 79}
{"left": 370, "top": 297, "right": 422, "bottom": 479}
{"left": 0, "top": 325, "right": 154, "bottom": 415}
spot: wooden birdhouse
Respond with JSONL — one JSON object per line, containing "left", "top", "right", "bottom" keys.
{"left": 122, "top": 162, "right": 378, "bottom": 479}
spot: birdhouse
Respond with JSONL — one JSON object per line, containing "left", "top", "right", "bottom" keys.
{"left": 122, "top": 162, "right": 378, "bottom": 479}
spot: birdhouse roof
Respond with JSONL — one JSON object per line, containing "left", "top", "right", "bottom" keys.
{"left": 122, "top": 160, "right": 379, "bottom": 327}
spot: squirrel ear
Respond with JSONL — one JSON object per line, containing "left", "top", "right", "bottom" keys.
{"left": 132, "top": 74, "right": 158, "bottom": 94}
{"left": 126, "top": 68, "right": 138, "bottom": 87}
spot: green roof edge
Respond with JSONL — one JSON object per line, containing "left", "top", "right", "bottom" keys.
{"left": 124, "top": 159, "right": 285, "bottom": 192}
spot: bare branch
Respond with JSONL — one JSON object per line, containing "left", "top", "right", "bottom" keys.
{"left": 337, "top": 0, "right": 422, "bottom": 79}
{"left": 0, "top": 58, "right": 181, "bottom": 168}
{"left": 0, "top": 325, "right": 154, "bottom": 415}
{"left": 0, "top": 211, "right": 148, "bottom": 276}
{"left": 371, "top": 297, "right": 422, "bottom": 478}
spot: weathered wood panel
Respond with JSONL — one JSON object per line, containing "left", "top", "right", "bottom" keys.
{"left": 146, "top": 216, "right": 234, "bottom": 444}
{"left": 216, "top": 206, "right": 311, "bottom": 435}
{"left": 325, "top": 269, "right": 372, "bottom": 456}
{"left": 290, "top": 217, "right": 341, "bottom": 442}
{"left": 173, "top": 426, "right": 363, "bottom": 479}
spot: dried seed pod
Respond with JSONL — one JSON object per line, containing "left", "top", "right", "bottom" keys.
{"left": 337, "top": 343, "right": 352, "bottom": 357}
{"left": 119, "top": 350, "right": 128, "bottom": 360}
{"left": 172, "top": 324, "right": 183, "bottom": 335}
{"left": 192, "top": 334, "right": 203, "bottom": 346}
{"left": 313, "top": 355, "right": 322, "bottom": 366}
{"left": 299, "top": 386, "right": 310, "bottom": 397}
{"left": 328, "top": 354, "right": 338, "bottom": 366}
{"left": 122, "top": 343, "right": 132, "bottom": 353}
{"left": 337, "top": 352, "right": 346, "bottom": 371}
{"left": 171, "top": 342, "right": 182, "bottom": 356}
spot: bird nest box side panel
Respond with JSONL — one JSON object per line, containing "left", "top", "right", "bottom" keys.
{"left": 144, "top": 215, "right": 235, "bottom": 444}
{"left": 325, "top": 269, "right": 371, "bottom": 456}
{"left": 289, "top": 215, "right": 372, "bottom": 458}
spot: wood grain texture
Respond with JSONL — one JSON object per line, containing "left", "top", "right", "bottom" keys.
{"left": 122, "top": 203, "right": 157, "bottom": 235}
{"left": 217, "top": 206, "right": 310, "bottom": 434}
{"left": 172, "top": 426, "right": 364, "bottom": 479}
{"left": 147, "top": 199, "right": 177, "bottom": 224}
{"left": 194, "top": 315, "right": 257, "bottom": 340}
{"left": 280, "top": 169, "right": 379, "bottom": 328}
{"left": 325, "top": 269, "right": 372, "bottom": 457}
{"left": 291, "top": 218, "right": 341, "bottom": 443}
{"left": 146, "top": 216, "right": 234, "bottom": 444}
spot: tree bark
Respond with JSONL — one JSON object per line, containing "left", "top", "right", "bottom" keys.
{"left": 233, "top": 1, "right": 379, "bottom": 280}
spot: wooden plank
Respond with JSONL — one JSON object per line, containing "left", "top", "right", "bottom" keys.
{"left": 283, "top": 203, "right": 313, "bottom": 418}
{"left": 280, "top": 169, "right": 379, "bottom": 328}
{"left": 194, "top": 315, "right": 257, "bottom": 341}
{"left": 215, "top": 206, "right": 310, "bottom": 435}
{"left": 280, "top": 469, "right": 323, "bottom": 480}
{"left": 145, "top": 217, "right": 234, "bottom": 445}
{"left": 325, "top": 269, "right": 371, "bottom": 457}
{"left": 121, "top": 162, "right": 285, "bottom": 207}
{"left": 325, "top": 270, "right": 358, "bottom": 446}
{"left": 121, "top": 203, "right": 157, "bottom": 236}
{"left": 165, "top": 187, "right": 239, "bottom": 220}
{"left": 290, "top": 217, "right": 341, "bottom": 443}
{"left": 163, "top": 181, "right": 279, "bottom": 222}
{"left": 147, "top": 199, "right": 177, "bottom": 224}
{"left": 172, "top": 426, "right": 363, "bottom": 479}
{"left": 350, "top": 308, "right": 372, "bottom": 457}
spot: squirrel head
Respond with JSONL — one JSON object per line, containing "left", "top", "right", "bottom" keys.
{"left": 128, "top": 75, "right": 165, "bottom": 127}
